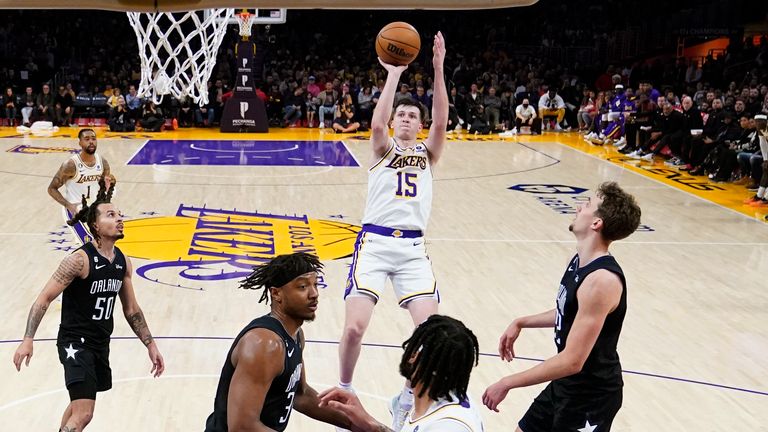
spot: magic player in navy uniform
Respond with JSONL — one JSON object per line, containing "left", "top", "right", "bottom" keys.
{"left": 482, "top": 182, "right": 641, "bottom": 432}
{"left": 205, "top": 253, "right": 353, "bottom": 431}
{"left": 13, "top": 179, "right": 165, "bottom": 432}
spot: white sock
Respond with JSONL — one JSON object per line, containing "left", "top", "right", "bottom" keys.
{"left": 339, "top": 381, "right": 353, "bottom": 391}
{"left": 757, "top": 187, "right": 766, "bottom": 199}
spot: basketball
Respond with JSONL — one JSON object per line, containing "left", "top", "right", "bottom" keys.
{"left": 375, "top": 22, "right": 421, "bottom": 66}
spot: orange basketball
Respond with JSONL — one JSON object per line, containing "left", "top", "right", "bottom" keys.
{"left": 375, "top": 22, "right": 421, "bottom": 66}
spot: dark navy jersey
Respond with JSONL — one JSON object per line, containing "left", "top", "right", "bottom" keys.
{"left": 205, "top": 314, "right": 303, "bottom": 432}
{"left": 554, "top": 254, "right": 626, "bottom": 395}
{"left": 58, "top": 242, "right": 126, "bottom": 349}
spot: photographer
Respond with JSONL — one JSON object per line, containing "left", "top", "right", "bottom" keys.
{"left": 108, "top": 97, "right": 135, "bottom": 132}
{"left": 332, "top": 94, "right": 360, "bottom": 133}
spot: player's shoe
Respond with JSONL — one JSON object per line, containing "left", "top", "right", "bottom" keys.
{"left": 389, "top": 393, "right": 413, "bottom": 432}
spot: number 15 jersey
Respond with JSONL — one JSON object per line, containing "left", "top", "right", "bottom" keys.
{"left": 362, "top": 138, "right": 433, "bottom": 232}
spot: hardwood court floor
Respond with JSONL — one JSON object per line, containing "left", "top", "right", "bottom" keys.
{"left": 0, "top": 127, "right": 765, "bottom": 431}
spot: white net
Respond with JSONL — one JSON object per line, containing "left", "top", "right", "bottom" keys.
{"left": 127, "top": 8, "right": 234, "bottom": 106}
{"left": 236, "top": 13, "right": 255, "bottom": 37}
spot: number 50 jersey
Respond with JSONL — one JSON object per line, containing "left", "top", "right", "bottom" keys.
{"left": 362, "top": 138, "right": 433, "bottom": 232}
{"left": 58, "top": 242, "right": 126, "bottom": 350}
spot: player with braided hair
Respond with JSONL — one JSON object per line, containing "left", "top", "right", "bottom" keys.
{"left": 205, "top": 252, "right": 354, "bottom": 431}
{"left": 66, "top": 175, "right": 116, "bottom": 241}
{"left": 319, "top": 315, "right": 485, "bottom": 432}
{"left": 13, "top": 183, "right": 164, "bottom": 432}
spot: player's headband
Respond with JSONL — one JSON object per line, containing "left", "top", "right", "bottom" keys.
{"left": 271, "top": 261, "right": 319, "bottom": 288}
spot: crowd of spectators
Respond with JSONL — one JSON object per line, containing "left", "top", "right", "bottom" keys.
{"left": 0, "top": 5, "right": 767, "bottom": 200}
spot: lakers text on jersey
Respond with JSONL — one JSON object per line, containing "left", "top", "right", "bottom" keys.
{"left": 362, "top": 138, "right": 433, "bottom": 232}
{"left": 64, "top": 153, "right": 104, "bottom": 204}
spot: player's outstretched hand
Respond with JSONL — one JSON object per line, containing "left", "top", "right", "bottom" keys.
{"left": 498, "top": 321, "right": 522, "bottom": 362}
{"left": 432, "top": 31, "right": 446, "bottom": 69}
{"left": 148, "top": 342, "right": 165, "bottom": 377}
{"left": 318, "top": 387, "right": 377, "bottom": 432}
{"left": 482, "top": 379, "right": 511, "bottom": 412}
{"left": 12, "top": 340, "right": 33, "bottom": 371}
{"left": 377, "top": 57, "right": 408, "bottom": 74}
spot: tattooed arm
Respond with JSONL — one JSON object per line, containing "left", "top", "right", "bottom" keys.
{"left": 119, "top": 257, "right": 154, "bottom": 346}
{"left": 102, "top": 157, "right": 111, "bottom": 178}
{"left": 119, "top": 257, "right": 165, "bottom": 377}
{"left": 102, "top": 157, "right": 116, "bottom": 189}
{"left": 13, "top": 251, "right": 87, "bottom": 371}
{"left": 48, "top": 159, "right": 78, "bottom": 213}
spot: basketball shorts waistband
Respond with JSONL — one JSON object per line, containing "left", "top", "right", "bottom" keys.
{"left": 361, "top": 224, "right": 423, "bottom": 239}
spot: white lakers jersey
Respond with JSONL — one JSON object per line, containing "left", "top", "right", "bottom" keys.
{"left": 64, "top": 153, "right": 104, "bottom": 203}
{"left": 401, "top": 395, "right": 484, "bottom": 432}
{"left": 361, "top": 138, "right": 433, "bottom": 232}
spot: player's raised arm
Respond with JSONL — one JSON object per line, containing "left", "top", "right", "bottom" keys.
{"left": 370, "top": 60, "right": 408, "bottom": 158}
{"left": 13, "top": 250, "right": 88, "bottom": 371}
{"left": 426, "top": 31, "right": 448, "bottom": 165}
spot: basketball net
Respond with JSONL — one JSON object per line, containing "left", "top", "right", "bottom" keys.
{"left": 236, "top": 11, "right": 255, "bottom": 39}
{"left": 127, "top": 8, "right": 234, "bottom": 106}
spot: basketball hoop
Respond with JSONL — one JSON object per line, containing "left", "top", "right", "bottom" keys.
{"left": 127, "top": 8, "right": 234, "bottom": 106}
{"left": 236, "top": 11, "right": 255, "bottom": 38}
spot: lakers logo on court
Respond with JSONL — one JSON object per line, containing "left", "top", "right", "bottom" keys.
{"left": 7, "top": 144, "right": 80, "bottom": 154}
{"left": 64, "top": 203, "right": 360, "bottom": 288}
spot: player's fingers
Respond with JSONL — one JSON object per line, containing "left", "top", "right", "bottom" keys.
{"left": 502, "top": 340, "right": 510, "bottom": 361}
{"left": 152, "top": 356, "right": 163, "bottom": 377}
{"left": 499, "top": 337, "right": 510, "bottom": 360}
{"left": 12, "top": 353, "right": 20, "bottom": 371}
{"left": 25, "top": 353, "right": 31, "bottom": 367}
{"left": 483, "top": 393, "right": 494, "bottom": 411}
{"left": 319, "top": 387, "right": 345, "bottom": 403}
{"left": 327, "top": 400, "right": 353, "bottom": 415}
